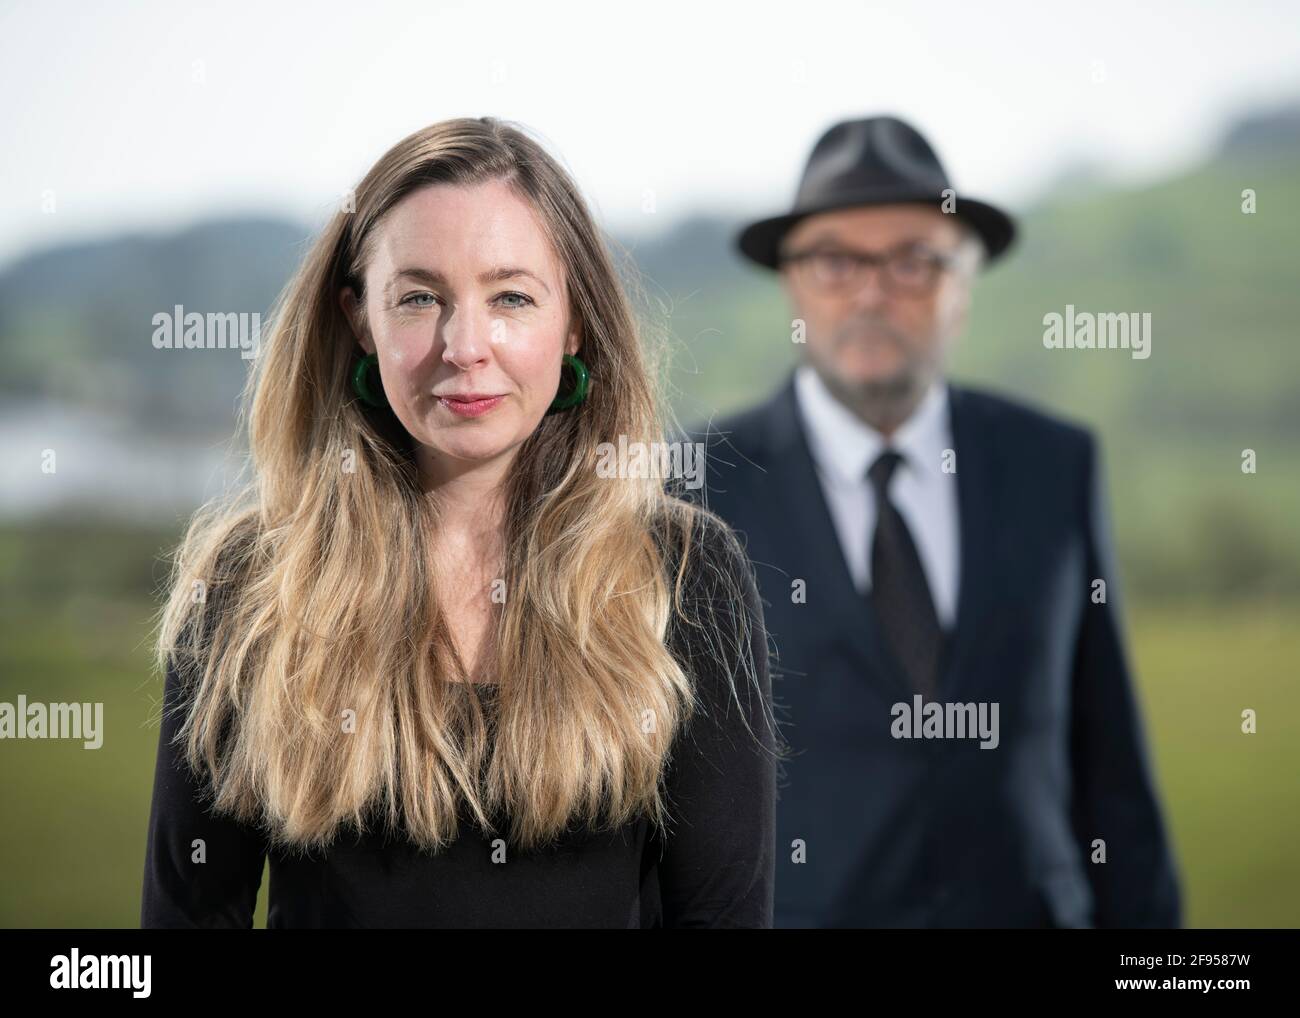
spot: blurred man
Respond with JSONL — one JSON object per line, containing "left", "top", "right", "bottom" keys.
{"left": 695, "top": 116, "right": 1182, "bottom": 927}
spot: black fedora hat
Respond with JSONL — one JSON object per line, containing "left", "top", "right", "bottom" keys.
{"left": 737, "top": 115, "right": 1017, "bottom": 269}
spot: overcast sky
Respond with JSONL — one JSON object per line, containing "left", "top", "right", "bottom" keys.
{"left": 2, "top": 0, "right": 1299, "bottom": 267}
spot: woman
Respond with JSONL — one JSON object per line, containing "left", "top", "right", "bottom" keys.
{"left": 141, "top": 117, "right": 783, "bottom": 928}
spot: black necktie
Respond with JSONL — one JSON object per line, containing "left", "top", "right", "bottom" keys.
{"left": 867, "top": 450, "right": 942, "bottom": 697}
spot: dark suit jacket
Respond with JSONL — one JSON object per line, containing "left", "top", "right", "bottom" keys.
{"left": 683, "top": 371, "right": 1182, "bottom": 928}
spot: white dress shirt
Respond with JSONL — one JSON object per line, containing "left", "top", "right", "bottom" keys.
{"left": 793, "top": 363, "right": 961, "bottom": 629}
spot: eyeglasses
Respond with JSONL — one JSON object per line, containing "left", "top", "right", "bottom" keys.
{"left": 779, "top": 242, "right": 961, "bottom": 296}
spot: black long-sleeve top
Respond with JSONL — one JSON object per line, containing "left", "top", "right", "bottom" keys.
{"left": 141, "top": 512, "right": 776, "bottom": 928}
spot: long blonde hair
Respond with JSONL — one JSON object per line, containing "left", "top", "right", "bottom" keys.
{"left": 153, "top": 116, "right": 776, "bottom": 856}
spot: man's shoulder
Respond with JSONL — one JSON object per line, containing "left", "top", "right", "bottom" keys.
{"left": 691, "top": 396, "right": 780, "bottom": 457}
{"left": 949, "top": 382, "right": 1097, "bottom": 459}
{"left": 677, "top": 377, "right": 1102, "bottom": 486}
{"left": 681, "top": 374, "right": 799, "bottom": 471}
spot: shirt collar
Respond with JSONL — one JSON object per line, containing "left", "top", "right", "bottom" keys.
{"left": 793, "top": 363, "right": 952, "bottom": 486}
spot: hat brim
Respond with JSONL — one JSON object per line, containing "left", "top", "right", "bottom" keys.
{"left": 736, "top": 193, "right": 1017, "bottom": 270}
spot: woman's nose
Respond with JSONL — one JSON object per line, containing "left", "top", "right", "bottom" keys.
{"left": 440, "top": 306, "right": 493, "bottom": 368}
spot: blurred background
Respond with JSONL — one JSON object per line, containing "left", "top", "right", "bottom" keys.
{"left": 1, "top": 0, "right": 1297, "bottom": 927}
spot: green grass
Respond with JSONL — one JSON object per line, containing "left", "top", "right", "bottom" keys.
{"left": 1129, "top": 600, "right": 1300, "bottom": 928}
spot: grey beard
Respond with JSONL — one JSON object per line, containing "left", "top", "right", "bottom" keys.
{"left": 823, "top": 367, "right": 928, "bottom": 435}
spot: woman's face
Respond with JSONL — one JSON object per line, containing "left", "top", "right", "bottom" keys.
{"left": 341, "top": 179, "right": 580, "bottom": 485}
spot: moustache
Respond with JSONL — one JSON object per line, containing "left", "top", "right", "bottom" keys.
{"left": 834, "top": 316, "right": 908, "bottom": 346}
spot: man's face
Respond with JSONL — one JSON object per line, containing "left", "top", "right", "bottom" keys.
{"left": 779, "top": 204, "right": 978, "bottom": 415}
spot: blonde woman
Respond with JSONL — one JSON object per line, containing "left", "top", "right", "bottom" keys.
{"left": 140, "top": 117, "right": 782, "bottom": 929}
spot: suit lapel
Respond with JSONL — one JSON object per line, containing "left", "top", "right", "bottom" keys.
{"left": 936, "top": 384, "right": 1004, "bottom": 701}
{"left": 760, "top": 373, "right": 914, "bottom": 700}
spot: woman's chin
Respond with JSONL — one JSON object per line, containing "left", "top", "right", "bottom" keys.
{"left": 427, "top": 434, "right": 519, "bottom": 467}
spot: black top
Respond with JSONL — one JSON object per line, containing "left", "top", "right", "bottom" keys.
{"left": 140, "top": 511, "right": 776, "bottom": 928}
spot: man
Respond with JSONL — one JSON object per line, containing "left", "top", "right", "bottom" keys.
{"left": 693, "top": 115, "right": 1182, "bottom": 928}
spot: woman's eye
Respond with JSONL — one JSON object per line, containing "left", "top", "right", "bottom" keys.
{"left": 494, "top": 291, "right": 534, "bottom": 309}
{"left": 400, "top": 292, "right": 439, "bottom": 308}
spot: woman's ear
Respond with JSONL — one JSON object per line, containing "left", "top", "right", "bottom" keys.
{"left": 339, "top": 287, "right": 374, "bottom": 355}
{"left": 564, "top": 322, "right": 582, "bottom": 358}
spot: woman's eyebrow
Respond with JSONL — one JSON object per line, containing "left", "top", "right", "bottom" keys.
{"left": 388, "top": 265, "right": 552, "bottom": 295}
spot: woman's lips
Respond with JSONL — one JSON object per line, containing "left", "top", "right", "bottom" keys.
{"left": 437, "top": 394, "right": 505, "bottom": 418}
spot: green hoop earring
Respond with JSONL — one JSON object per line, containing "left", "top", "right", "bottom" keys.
{"left": 549, "top": 353, "right": 590, "bottom": 411}
{"left": 351, "top": 352, "right": 387, "bottom": 408}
